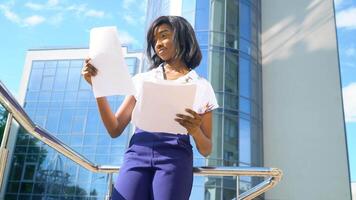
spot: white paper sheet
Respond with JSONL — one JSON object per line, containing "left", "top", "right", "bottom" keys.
{"left": 132, "top": 81, "right": 197, "bottom": 134}
{"left": 89, "top": 26, "right": 135, "bottom": 98}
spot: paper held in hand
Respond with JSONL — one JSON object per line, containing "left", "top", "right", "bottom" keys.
{"left": 132, "top": 81, "right": 197, "bottom": 134}
{"left": 89, "top": 26, "right": 136, "bottom": 98}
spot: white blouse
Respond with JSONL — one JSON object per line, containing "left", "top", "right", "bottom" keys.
{"left": 131, "top": 65, "right": 219, "bottom": 115}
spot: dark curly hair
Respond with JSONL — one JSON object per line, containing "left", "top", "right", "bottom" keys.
{"left": 146, "top": 16, "right": 202, "bottom": 70}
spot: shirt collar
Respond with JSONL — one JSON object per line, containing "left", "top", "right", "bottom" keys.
{"left": 153, "top": 64, "right": 199, "bottom": 83}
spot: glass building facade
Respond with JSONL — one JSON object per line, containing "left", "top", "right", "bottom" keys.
{"left": 4, "top": 53, "right": 141, "bottom": 199}
{"left": 146, "top": 0, "right": 263, "bottom": 199}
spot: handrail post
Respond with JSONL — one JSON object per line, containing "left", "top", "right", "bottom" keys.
{"left": 0, "top": 113, "right": 13, "bottom": 190}
{"left": 236, "top": 176, "right": 239, "bottom": 200}
{"left": 105, "top": 172, "right": 113, "bottom": 200}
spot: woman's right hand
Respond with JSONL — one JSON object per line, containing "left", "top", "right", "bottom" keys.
{"left": 81, "top": 58, "right": 98, "bottom": 86}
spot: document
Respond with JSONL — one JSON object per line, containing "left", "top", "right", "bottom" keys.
{"left": 132, "top": 81, "right": 197, "bottom": 134}
{"left": 89, "top": 26, "right": 135, "bottom": 98}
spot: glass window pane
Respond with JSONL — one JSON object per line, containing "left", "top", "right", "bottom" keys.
{"left": 28, "top": 68, "right": 43, "bottom": 91}
{"left": 225, "top": 53, "right": 238, "bottom": 93}
{"left": 32, "top": 61, "right": 45, "bottom": 68}
{"left": 44, "top": 60, "right": 57, "bottom": 68}
{"left": 210, "top": 51, "right": 224, "bottom": 92}
{"left": 125, "top": 57, "right": 137, "bottom": 65}
{"left": 51, "top": 92, "right": 64, "bottom": 102}
{"left": 195, "top": 31, "right": 208, "bottom": 47}
{"left": 41, "top": 76, "right": 54, "bottom": 91}
{"left": 84, "top": 135, "right": 97, "bottom": 146}
{"left": 70, "top": 135, "right": 83, "bottom": 146}
{"left": 77, "top": 90, "right": 91, "bottom": 102}
{"left": 66, "top": 68, "right": 81, "bottom": 91}
{"left": 195, "top": 49, "right": 208, "bottom": 78}
{"left": 25, "top": 91, "right": 39, "bottom": 102}
{"left": 72, "top": 116, "right": 85, "bottom": 134}
{"left": 38, "top": 92, "right": 51, "bottom": 102}
{"left": 226, "top": 0, "right": 238, "bottom": 49}
{"left": 86, "top": 109, "right": 98, "bottom": 134}
{"left": 58, "top": 109, "right": 75, "bottom": 133}
{"left": 239, "top": 97, "right": 251, "bottom": 114}
{"left": 6, "top": 182, "right": 20, "bottom": 193}
{"left": 64, "top": 91, "right": 77, "bottom": 102}
{"left": 43, "top": 68, "right": 56, "bottom": 76}
{"left": 239, "top": 118, "right": 251, "bottom": 164}
{"left": 239, "top": 57, "right": 251, "bottom": 97}
{"left": 195, "top": 0, "right": 209, "bottom": 30}
{"left": 20, "top": 182, "right": 33, "bottom": 193}
{"left": 70, "top": 60, "right": 83, "bottom": 67}
{"left": 46, "top": 109, "right": 61, "bottom": 133}
{"left": 79, "top": 76, "right": 91, "bottom": 90}
{"left": 240, "top": 1, "right": 251, "bottom": 40}
{"left": 23, "top": 164, "right": 36, "bottom": 180}
{"left": 53, "top": 67, "right": 68, "bottom": 90}
{"left": 57, "top": 60, "right": 70, "bottom": 67}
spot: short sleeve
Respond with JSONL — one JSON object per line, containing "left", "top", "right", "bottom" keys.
{"left": 132, "top": 73, "right": 143, "bottom": 100}
{"left": 203, "top": 82, "right": 219, "bottom": 113}
{"left": 193, "top": 80, "right": 219, "bottom": 114}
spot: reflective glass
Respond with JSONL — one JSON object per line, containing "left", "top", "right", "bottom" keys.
{"left": 53, "top": 67, "right": 68, "bottom": 90}
{"left": 195, "top": 0, "right": 209, "bottom": 30}
{"left": 41, "top": 76, "right": 54, "bottom": 91}
{"left": 225, "top": 52, "right": 238, "bottom": 94}
{"left": 210, "top": 51, "right": 224, "bottom": 92}
{"left": 239, "top": 57, "right": 251, "bottom": 97}
{"left": 44, "top": 60, "right": 57, "bottom": 68}
{"left": 66, "top": 68, "right": 81, "bottom": 91}
{"left": 240, "top": 1, "right": 251, "bottom": 40}
{"left": 32, "top": 61, "right": 45, "bottom": 68}
{"left": 28, "top": 68, "right": 43, "bottom": 91}
{"left": 239, "top": 118, "right": 251, "bottom": 164}
{"left": 226, "top": 0, "right": 239, "bottom": 49}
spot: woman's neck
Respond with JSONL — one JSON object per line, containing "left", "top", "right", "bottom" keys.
{"left": 164, "top": 59, "right": 190, "bottom": 73}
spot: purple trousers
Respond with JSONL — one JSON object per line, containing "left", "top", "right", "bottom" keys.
{"left": 112, "top": 128, "right": 193, "bottom": 200}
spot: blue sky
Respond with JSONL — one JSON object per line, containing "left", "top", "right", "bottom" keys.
{"left": 0, "top": 0, "right": 355, "bottom": 183}
{"left": 334, "top": 0, "right": 356, "bottom": 182}
{"left": 0, "top": 0, "right": 147, "bottom": 94}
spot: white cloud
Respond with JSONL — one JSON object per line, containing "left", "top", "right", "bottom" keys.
{"left": 66, "top": 4, "right": 86, "bottom": 15}
{"left": 25, "top": 2, "right": 44, "bottom": 10}
{"left": 123, "top": 15, "right": 135, "bottom": 25}
{"left": 1, "top": 1, "right": 107, "bottom": 28}
{"left": 343, "top": 83, "right": 356, "bottom": 123}
{"left": 118, "top": 30, "right": 139, "bottom": 46}
{"left": 0, "top": 4, "right": 45, "bottom": 27}
{"left": 85, "top": 9, "right": 105, "bottom": 18}
{"left": 47, "top": 0, "right": 59, "bottom": 7}
{"left": 0, "top": 4, "right": 21, "bottom": 24}
{"left": 23, "top": 15, "right": 45, "bottom": 26}
{"left": 66, "top": 4, "right": 106, "bottom": 18}
{"left": 336, "top": 7, "right": 356, "bottom": 29}
{"left": 25, "top": 0, "right": 59, "bottom": 10}
{"left": 48, "top": 13, "right": 63, "bottom": 25}
{"left": 123, "top": 0, "right": 135, "bottom": 9}
{"left": 345, "top": 47, "right": 356, "bottom": 57}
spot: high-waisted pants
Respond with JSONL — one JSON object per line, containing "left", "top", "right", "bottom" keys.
{"left": 111, "top": 128, "right": 193, "bottom": 200}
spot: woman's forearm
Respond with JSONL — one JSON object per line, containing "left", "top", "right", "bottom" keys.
{"left": 191, "top": 128, "right": 212, "bottom": 157}
{"left": 96, "top": 97, "right": 121, "bottom": 137}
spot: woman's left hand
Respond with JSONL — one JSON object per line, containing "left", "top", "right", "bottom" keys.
{"left": 175, "top": 108, "right": 202, "bottom": 136}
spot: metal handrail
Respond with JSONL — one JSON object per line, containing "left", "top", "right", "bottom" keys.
{"left": 0, "top": 80, "right": 282, "bottom": 200}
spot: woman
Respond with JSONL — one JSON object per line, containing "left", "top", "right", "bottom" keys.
{"left": 82, "top": 16, "right": 218, "bottom": 200}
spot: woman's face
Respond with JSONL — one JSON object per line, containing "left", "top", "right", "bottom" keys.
{"left": 154, "top": 24, "right": 176, "bottom": 62}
